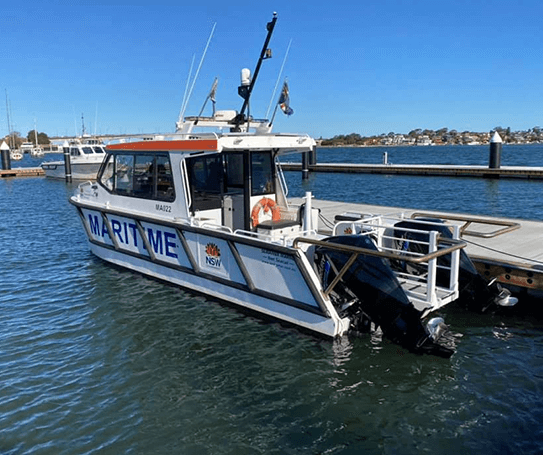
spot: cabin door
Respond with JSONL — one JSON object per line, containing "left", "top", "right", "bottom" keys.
{"left": 223, "top": 152, "right": 249, "bottom": 231}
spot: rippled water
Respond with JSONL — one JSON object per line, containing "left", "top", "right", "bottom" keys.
{"left": 1, "top": 148, "right": 543, "bottom": 454}
{"left": 285, "top": 145, "right": 543, "bottom": 220}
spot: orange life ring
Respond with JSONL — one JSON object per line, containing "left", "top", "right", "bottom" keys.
{"left": 251, "top": 197, "right": 281, "bottom": 228}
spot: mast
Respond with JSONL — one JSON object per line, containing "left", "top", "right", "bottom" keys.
{"left": 234, "top": 12, "right": 277, "bottom": 131}
{"left": 5, "top": 90, "right": 11, "bottom": 149}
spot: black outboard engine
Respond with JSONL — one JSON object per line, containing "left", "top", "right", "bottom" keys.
{"left": 392, "top": 219, "right": 517, "bottom": 312}
{"left": 315, "top": 235, "right": 454, "bottom": 358}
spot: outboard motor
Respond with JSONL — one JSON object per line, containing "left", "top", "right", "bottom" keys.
{"left": 392, "top": 219, "right": 517, "bottom": 312}
{"left": 315, "top": 235, "right": 454, "bottom": 358}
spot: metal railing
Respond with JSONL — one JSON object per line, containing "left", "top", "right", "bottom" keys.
{"left": 410, "top": 212, "right": 520, "bottom": 238}
{"left": 292, "top": 233, "right": 465, "bottom": 304}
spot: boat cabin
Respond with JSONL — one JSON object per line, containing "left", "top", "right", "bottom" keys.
{"left": 98, "top": 134, "right": 315, "bottom": 236}
{"left": 68, "top": 142, "right": 106, "bottom": 158}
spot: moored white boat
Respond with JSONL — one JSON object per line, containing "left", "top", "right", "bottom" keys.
{"left": 41, "top": 137, "right": 106, "bottom": 180}
{"left": 31, "top": 146, "right": 44, "bottom": 157}
{"left": 20, "top": 142, "right": 34, "bottom": 154}
{"left": 69, "top": 14, "right": 514, "bottom": 357}
{"left": 10, "top": 149, "right": 23, "bottom": 160}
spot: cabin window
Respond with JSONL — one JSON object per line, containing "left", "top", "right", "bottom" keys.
{"left": 225, "top": 153, "right": 244, "bottom": 191}
{"left": 155, "top": 155, "right": 174, "bottom": 200}
{"left": 70, "top": 147, "right": 80, "bottom": 157}
{"left": 98, "top": 152, "right": 175, "bottom": 202}
{"left": 251, "top": 151, "right": 274, "bottom": 195}
{"left": 82, "top": 147, "right": 93, "bottom": 154}
{"left": 115, "top": 155, "right": 134, "bottom": 195}
{"left": 100, "top": 155, "right": 114, "bottom": 190}
{"left": 186, "top": 154, "right": 223, "bottom": 211}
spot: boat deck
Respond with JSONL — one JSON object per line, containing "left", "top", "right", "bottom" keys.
{"left": 289, "top": 197, "right": 543, "bottom": 298}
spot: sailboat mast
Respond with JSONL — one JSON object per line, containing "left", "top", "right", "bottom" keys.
{"left": 5, "top": 90, "right": 14, "bottom": 150}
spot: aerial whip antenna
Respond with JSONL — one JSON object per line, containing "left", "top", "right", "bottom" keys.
{"left": 178, "top": 54, "right": 195, "bottom": 125}
{"left": 266, "top": 38, "right": 292, "bottom": 119}
{"left": 178, "top": 22, "right": 216, "bottom": 125}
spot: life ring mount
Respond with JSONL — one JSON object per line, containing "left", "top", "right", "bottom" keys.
{"left": 251, "top": 197, "right": 281, "bottom": 227}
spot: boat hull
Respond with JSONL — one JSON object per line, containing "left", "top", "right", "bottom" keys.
{"left": 41, "top": 162, "right": 102, "bottom": 180}
{"left": 73, "top": 204, "right": 343, "bottom": 338}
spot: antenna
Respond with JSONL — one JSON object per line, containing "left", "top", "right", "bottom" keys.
{"left": 94, "top": 102, "right": 98, "bottom": 136}
{"left": 178, "top": 54, "right": 195, "bottom": 124}
{"left": 178, "top": 22, "right": 217, "bottom": 124}
{"left": 234, "top": 12, "right": 278, "bottom": 131}
{"left": 196, "top": 77, "right": 218, "bottom": 122}
{"left": 266, "top": 38, "right": 292, "bottom": 119}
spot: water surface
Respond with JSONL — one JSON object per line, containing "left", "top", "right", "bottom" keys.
{"left": 1, "top": 147, "right": 542, "bottom": 454}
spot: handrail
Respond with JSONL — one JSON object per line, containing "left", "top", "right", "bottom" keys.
{"left": 410, "top": 212, "right": 520, "bottom": 238}
{"left": 293, "top": 235, "right": 465, "bottom": 299}
{"left": 292, "top": 236, "right": 466, "bottom": 264}
{"left": 275, "top": 158, "right": 289, "bottom": 197}
{"left": 200, "top": 222, "right": 233, "bottom": 234}
{"left": 181, "top": 159, "right": 192, "bottom": 212}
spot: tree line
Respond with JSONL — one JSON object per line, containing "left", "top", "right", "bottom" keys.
{"left": 3, "top": 130, "right": 51, "bottom": 149}
{"left": 320, "top": 126, "right": 543, "bottom": 146}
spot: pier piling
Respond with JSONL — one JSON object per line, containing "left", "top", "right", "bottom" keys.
{"left": 1, "top": 141, "right": 11, "bottom": 170}
{"left": 301, "top": 150, "right": 309, "bottom": 180}
{"left": 62, "top": 140, "right": 72, "bottom": 183}
{"left": 489, "top": 131, "right": 502, "bottom": 169}
{"left": 309, "top": 146, "right": 317, "bottom": 166}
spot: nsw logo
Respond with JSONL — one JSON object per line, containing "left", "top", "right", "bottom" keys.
{"left": 205, "top": 242, "right": 222, "bottom": 268}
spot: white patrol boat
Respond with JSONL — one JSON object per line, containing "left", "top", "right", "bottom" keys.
{"left": 70, "top": 132, "right": 472, "bottom": 357}
{"left": 69, "top": 14, "right": 475, "bottom": 357}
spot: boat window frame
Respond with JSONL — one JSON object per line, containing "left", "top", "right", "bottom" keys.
{"left": 97, "top": 151, "right": 176, "bottom": 202}
{"left": 185, "top": 152, "right": 224, "bottom": 212}
{"left": 250, "top": 150, "right": 275, "bottom": 196}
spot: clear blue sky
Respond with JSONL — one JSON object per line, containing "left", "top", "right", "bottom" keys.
{"left": 2, "top": 0, "right": 542, "bottom": 139}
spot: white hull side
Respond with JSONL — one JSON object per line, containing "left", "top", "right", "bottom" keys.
{"left": 89, "top": 241, "right": 340, "bottom": 338}
{"left": 42, "top": 162, "right": 102, "bottom": 180}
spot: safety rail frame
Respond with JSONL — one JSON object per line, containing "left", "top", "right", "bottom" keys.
{"left": 410, "top": 212, "right": 520, "bottom": 238}
{"left": 292, "top": 235, "right": 466, "bottom": 305}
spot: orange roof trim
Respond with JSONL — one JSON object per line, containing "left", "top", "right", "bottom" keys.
{"left": 107, "top": 139, "right": 218, "bottom": 152}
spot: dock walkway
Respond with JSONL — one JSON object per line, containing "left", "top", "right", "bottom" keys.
{"left": 281, "top": 163, "right": 543, "bottom": 179}
{"left": 289, "top": 197, "right": 543, "bottom": 298}
{"left": 0, "top": 167, "right": 44, "bottom": 178}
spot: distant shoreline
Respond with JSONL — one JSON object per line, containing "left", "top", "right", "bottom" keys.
{"left": 317, "top": 142, "right": 543, "bottom": 148}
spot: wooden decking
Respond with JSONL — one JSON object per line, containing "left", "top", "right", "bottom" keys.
{"left": 289, "top": 197, "right": 543, "bottom": 297}
{"left": 0, "top": 167, "right": 44, "bottom": 178}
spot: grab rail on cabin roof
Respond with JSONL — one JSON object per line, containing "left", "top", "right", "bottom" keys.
{"left": 409, "top": 212, "right": 521, "bottom": 238}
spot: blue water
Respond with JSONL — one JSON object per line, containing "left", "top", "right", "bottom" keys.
{"left": 1, "top": 147, "right": 542, "bottom": 454}
{"left": 284, "top": 145, "right": 543, "bottom": 221}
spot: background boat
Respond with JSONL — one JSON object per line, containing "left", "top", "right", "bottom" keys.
{"left": 40, "top": 137, "right": 106, "bottom": 180}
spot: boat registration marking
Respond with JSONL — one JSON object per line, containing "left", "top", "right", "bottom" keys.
{"left": 155, "top": 204, "right": 172, "bottom": 213}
